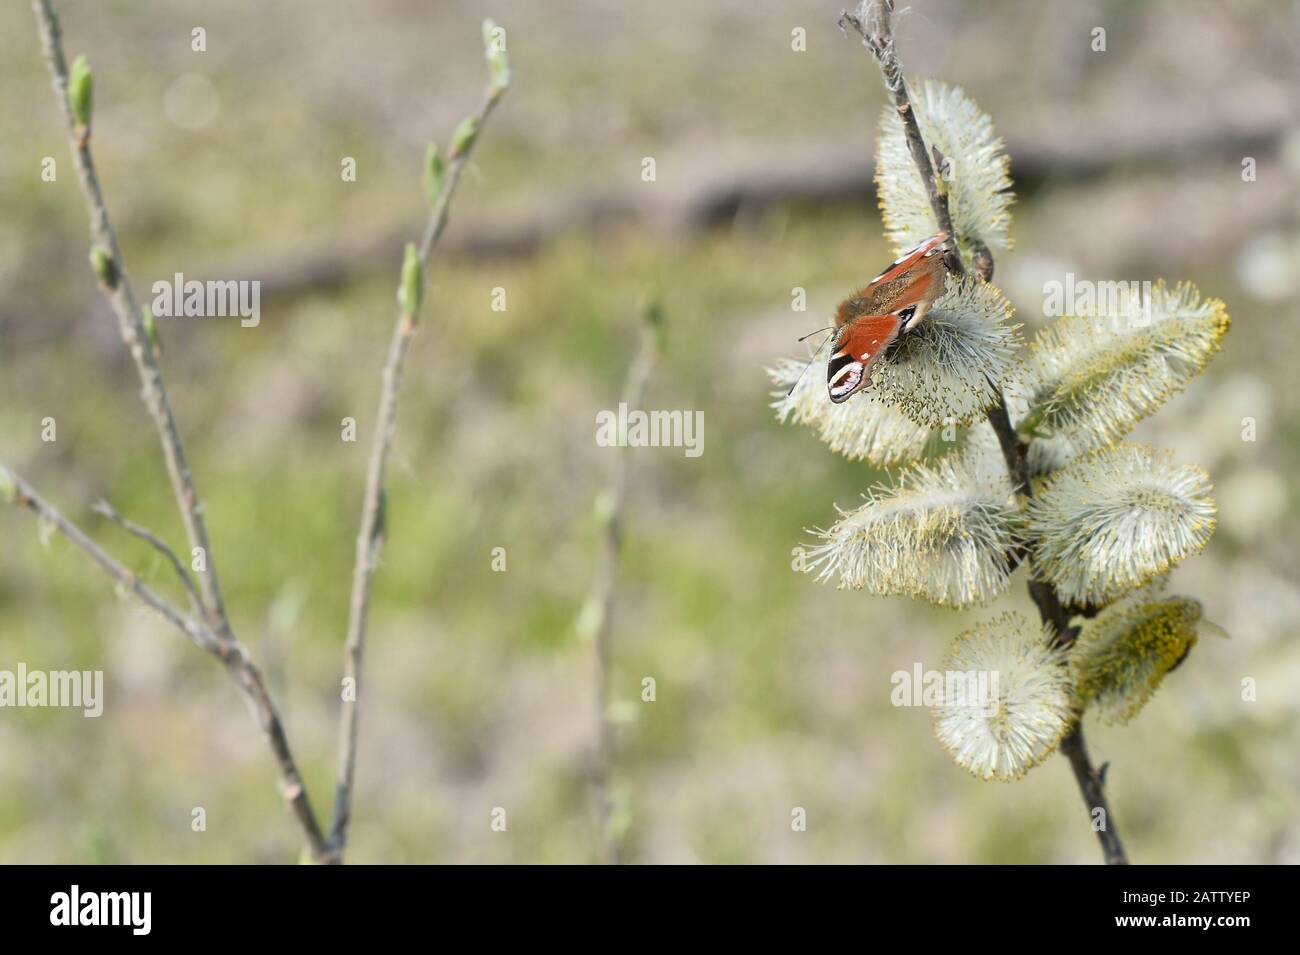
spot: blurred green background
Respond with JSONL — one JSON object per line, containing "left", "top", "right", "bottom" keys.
{"left": 1, "top": 0, "right": 1298, "bottom": 863}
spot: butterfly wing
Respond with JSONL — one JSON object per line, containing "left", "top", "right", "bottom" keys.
{"left": 827, "top": 312, "right": 902, "bottom": 403}
{"left": 826, "top": 233, "right": 952, "bottom": 404}
{"left": 864, "top": 232, "right": 950, "bottom": 293}
{"left": 845, "top": 232, "right": 951, "bottom": 332}
{"left": 885, "top": 268, "right": 943, "bottom": 333}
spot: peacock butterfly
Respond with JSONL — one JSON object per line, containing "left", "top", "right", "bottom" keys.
{"left": 827, "top": 232, "right": 953, "bottom": 403}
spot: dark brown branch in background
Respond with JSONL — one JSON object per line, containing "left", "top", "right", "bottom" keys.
{"left": 843, "top": 0, "right": 1128, "bottom": 865}
{"left": 147, "top": 125, "right": 1291, "bottom": 308}
{"left": 30, "top": 0, "right": 331, "bottom": 862}
{"left": 328, "top": 80, "right": 509, "bottom": 862}
{"left": 586, "top": 299, "right": 661, "bottom": 864}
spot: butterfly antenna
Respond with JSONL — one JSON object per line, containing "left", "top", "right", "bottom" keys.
{"left": 785, "top": 329, "right": 836, "bottom": 396}
{"left": 797, "top": 325, "right": 835, "bottom": 343}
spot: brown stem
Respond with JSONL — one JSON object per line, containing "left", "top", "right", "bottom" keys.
{"left": 30, "top": 0, "right": 332, "bottom": 863}
{"left": 329, "top": 80, "right": 508, "bottom": 862}
{"left": 844, "top": 0, "right": 1128, "bottom": 864}
{"left": 1061, "top": 727, "right": 1128, "bottom": 865}
{"left": 841, "top": 0, "right": 960, "bottom": 269}
{"left": 5, "top": 469, "right": 220, "bottom": 655}
{"left": 3, "top": 466, "right": 332, "bottom": 857}
{"left": 93, "top": 498, "right": 203, "bottom": 616}
{"left": 586, "top": 301, "right": 660, "bottom": 864}
{"left": 32, "top": 0, "right": 231, "bottom": 641}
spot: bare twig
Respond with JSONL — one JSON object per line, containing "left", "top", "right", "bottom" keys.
{"left": 2, "top": 465, "right": 332, "bottom": 858}
{"left": 841, "top": 0, "right": 961, "bottom": 267}
{"left": 93, "top": 498, "right": 202, "bottom": 615}
{"left": 30, "top": 0, "right": 331, "bottom": 862}
{"left": 586, "top": 299, "right": 661, "bottom": 864}
{"left": 328, "top": 73, "right": 509, "bottom": 861}
{"left": 32, "top": 0, "right": 231, "bottom": 641}
{"left": 1060, "top": 728, "right": 1128, "bottom": 865}
{"left": 4, "top": 467, "right": 220, "bottom": 655}
{"left": 845, "top": 0, "right": 1128, "bottom": 864}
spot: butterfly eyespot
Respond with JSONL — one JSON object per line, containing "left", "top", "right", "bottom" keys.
{"left": 827, "top": 352, "right": 865, "bottom": 402}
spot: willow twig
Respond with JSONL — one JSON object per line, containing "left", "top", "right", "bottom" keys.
{"left": 328, "top": 72, "right": 509, "bottom": 862}
{"left": 93, "top": 498, "right": 202, "bottom": 616}
{"left": 586, "top": 299, "right": 660, "bottom": 864}
{"left": 1, "top": 465, "right": 332, "bottom": 858}
{"left": 32, "top": 0, "right": 232, "bottom": 641}
{"left": 4, "top": 467, "right": 219, "bottom": 655}
{"left": 841, "top": 0, "right": 961, "bottom": 268}
{"left": 30, "top": 0, "right": 331, "bottom": 863}
{"left": 843, "top": 0, "right": 1128, "bottom": 864}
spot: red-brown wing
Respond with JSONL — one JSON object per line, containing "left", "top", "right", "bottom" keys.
{"left": 864, "top": 232, "right": 950, "bottom": 292}
{"left": 885, "top": 267, "right": 944, "bottom": 331}
{"left": 837, "top": 232, "right": 950, "bottom": 330}
{"left": 827, "top": 313, "right": 902, "bottom": 403}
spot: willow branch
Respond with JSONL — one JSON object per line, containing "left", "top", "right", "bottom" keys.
{"left": 841, "top": 0, "right": 960, "bottom": 264}
{"left": 2, "top": 465, "right": 332, "bottom": 859}
{"left": 93, "top": 498, "right": 202, "bottom": 615}
{"left": 1060, "top": 727, "right": 1127, "bottom": 864}
{"left": 4, "top": 467, "right": 219, "bottom": 655}
{"left": 32, "top": 0, "right": 232, "bottom": 641}
{"left": 586, "top": 301, "right": 660, "bottom": 864}
{"left": 30, "top": 0, "right": 331, "bottom": 863}
{"left": 843, "top": 0, "right": 1128, "bottom": 865}
{"left": 328, "top": 79, "right": 508, "bottom": 861}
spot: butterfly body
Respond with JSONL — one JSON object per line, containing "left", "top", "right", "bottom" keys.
{"left": 827, "top": 233, "right": 952, "bottom": 403}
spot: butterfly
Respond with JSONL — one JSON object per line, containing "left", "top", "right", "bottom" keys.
{"left": 826, "top": 232, "right": 953, "bottom": 403}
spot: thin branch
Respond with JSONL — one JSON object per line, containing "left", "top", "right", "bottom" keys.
{"left": 986, "top": 396, "right": 1077, "bottom": 646}
{"left": 29, "top": 0, "right": 331, "bottom": 862}
{"left": 4, "top": 467, "right": 220, "bottom": 655}
{"left": 2, "top": 466, "right": 332, "bottom": 860}
{"left": 328, "top": 75, "right": 509, "bottom": 861}
{"left": 986, "top": 398, "right": 1029, "bottom": 493}
{"left": 844, "top": 0, "right": 1128, "bottom": 864}
{"left": 32, "top": 0, "right": 231, "bottom": 641}
{"left": 587, "top": 300, "right": 661, "bottom": 864}
{"left": 93, "top": 498, "right": 202, "bottom": 615}
{"left": 1060, "top": 727, "right": 1128, "bottom": 865}
{"left": 3, "top": 466, "right": 332, "bottom": 859}
{"left": 841, "top": 0, "right": 961, "bottom": 269}
{"left": 1063, "top": 601, "right": 1105, "bottom": 620}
